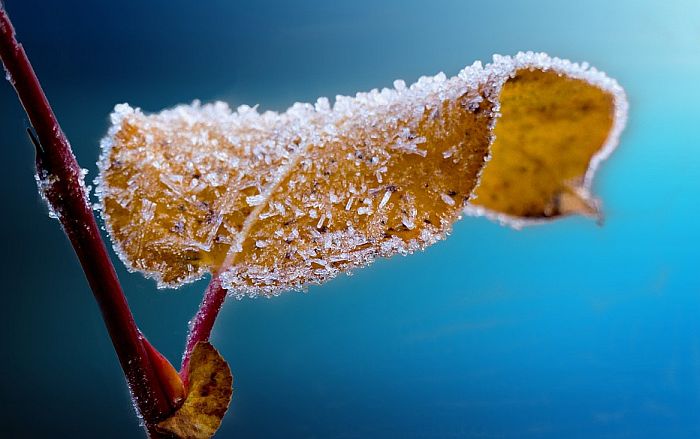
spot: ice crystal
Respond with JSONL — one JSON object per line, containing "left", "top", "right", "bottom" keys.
{"left": 35, "top": 169, "right": 60, "bottom": 219}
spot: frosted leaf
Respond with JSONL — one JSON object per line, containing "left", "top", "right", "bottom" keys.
{"left": 97, "top": 52, "right": 627, "bottom": 296}
{"left": 466, "top": 53, "right": 627, "bottom": 227}
{"left": 156, "top": 342, "right": 232, "bottom": 439}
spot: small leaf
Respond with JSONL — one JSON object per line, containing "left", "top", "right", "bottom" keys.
{"left": 156, "top": 342, "right": 233, "bottom": 439}
{"left": 142, "top": 336, "right": 186, "bottom": 410}
{"left": 97, "top": 52, "right": 627, "bottom": 296}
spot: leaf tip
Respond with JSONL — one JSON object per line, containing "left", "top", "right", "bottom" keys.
{"left": 558, "top": 185, "right": 601, "bottom": 220}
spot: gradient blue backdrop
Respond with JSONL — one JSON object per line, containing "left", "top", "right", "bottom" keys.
{"left": 0, "top": 1, "right": 698, "bottom": 437}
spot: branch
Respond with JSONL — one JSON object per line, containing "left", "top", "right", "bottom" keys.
{"left": 0, "top": 5, "right": 175, "bottom": 434}
{"left": 181, "top": 275, "right": 228, "bottom": 386}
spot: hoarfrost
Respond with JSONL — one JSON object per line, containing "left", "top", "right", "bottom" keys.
{"left": 316, "top": 213, "right": 326, "bottom": 229}
{"left": 440, "top": 193, "right": 456, "bottom": 206}
{"left": 141, "top": 199, "right": 157, "bottom": 221}
{"left": 345, "top": 197, "right": 355, "bottom": 211}
{"left": 35, "top": 170, "right": 60, "bottom": 219}
{"left": 246, "top": 195, "right": 265, "bottom": 206}
{"left": 442, "top": 146, "right": 457, "bottom": 159}
{"left": 378, "top": 190, "right": 392, "bottom": 209}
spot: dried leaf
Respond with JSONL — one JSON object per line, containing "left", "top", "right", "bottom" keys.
{"left": 156, "top": 342, "right": 232, "bottom": 439}
{"left": 97, "top": 52, "right": 627, "bottom": 296}
{"left": 467, "top": 67, "right": 626, "bottom": 226}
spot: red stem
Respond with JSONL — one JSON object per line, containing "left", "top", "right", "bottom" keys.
{"left": 0, "top": 5, "right": 173, "bottom": 433}
{"left": 181, "top": 275, "right": 227, "bottom": 385}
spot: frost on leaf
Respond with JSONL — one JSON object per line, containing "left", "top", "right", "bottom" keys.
{"left": 97, "top": 52, "right": 627, "bottom": 296}
{"left": 156, "top": 342, "right": 232, "bottom": 439}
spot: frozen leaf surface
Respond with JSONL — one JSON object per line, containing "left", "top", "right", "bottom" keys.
{"left": 97, "top": 52, "right": 627, "bottom": 297}
{"left": 156, "top": 342, "right": 232, "bottom": 439}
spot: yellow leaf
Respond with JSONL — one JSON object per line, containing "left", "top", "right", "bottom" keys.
{"left": 467, "top": 66, "right": 626, "bottom": 227}
{"left": 156, "top": 342, "right": 233, "bottom": 439}
{"left": 97, "top": 52, "right": 627, "bottom": 296}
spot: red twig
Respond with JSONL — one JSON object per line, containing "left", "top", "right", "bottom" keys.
{"left": 0, "top": 5, "right": 173, "bottom": 434}
{"left": 181, "top": 275, "right": 228, "bottom": 385}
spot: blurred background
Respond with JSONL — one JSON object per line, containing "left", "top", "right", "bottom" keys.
{"left": 0, "top": 0, "right": 698, "bottom": 437}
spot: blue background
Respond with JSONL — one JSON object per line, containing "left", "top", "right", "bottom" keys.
{"left": 1, "top": 1, "right": 698, "bottom": 437}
